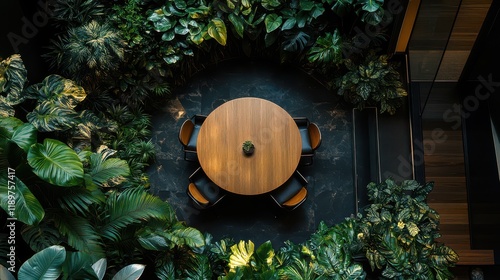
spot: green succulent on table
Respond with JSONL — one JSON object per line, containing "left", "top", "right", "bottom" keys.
{"left": 242, "top": 140, "right": 255, "bottom": 154}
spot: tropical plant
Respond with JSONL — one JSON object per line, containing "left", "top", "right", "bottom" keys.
{"left": 355, "top": 178, "right": 459, "bottom": 279}
{"left": 45, "top": 20, "right": 125, "bottom": 86}
{"left": 0, "top": 245, "right": 146, "bottom": 280}
{"left": 50, "top": 0, "right": 106, "bottom": 28}
{"left": 336, "top": 51, "right": 407, "bottom": 114}
{"left": 0, "top": 54, "right": 27, "bottom": 117}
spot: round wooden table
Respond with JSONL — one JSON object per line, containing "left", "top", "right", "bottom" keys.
{"left": 197, "top": 97, "right": 302, "bottom": 195}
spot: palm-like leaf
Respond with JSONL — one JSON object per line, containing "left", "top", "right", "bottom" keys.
{"left": 18, "top": 245, "right": 66, "bottom": 280}
{"left": 0, "top": 54, "right": 27, "bottom": 105}
{"left": 27, "top": 138, "right": 84, "bottom": 187}
{"left": 100, "top": 187, "right": 174, "bottom": 241}
{"left": 56, "top": 186, "right": 105, "bottom": 215}
{"left": 111, "top": 264, "right": 145, "bottom": 280}
{"left": 51, "top": 211, "right": 104, "bottom": 257}
{"left": 0, "top": 174, "right": 44, "bottom": 225}
{"left": 46, "top": 21, "right": 125, "bottom": 84}
{"left": 184, "top": 254, "right": 213, "bottom": 280}
{"left": 87, "top": 150, "right": 130, "bottom": 187}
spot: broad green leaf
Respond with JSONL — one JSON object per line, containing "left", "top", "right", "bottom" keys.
{"left": 359, "top": 0, "right": 383, "bottom": 13}
{"left": 91, "top": 258, "right": 107, "bottom": 280}
{"left": 27, "top": 101, "right": 79, "bottom": 132}
{"left": 0, "top": 174, "right": 44, "bottom": 225}
{"left": 281, "top": 17, "right": 296, "bottom": 31}
{"left": 208, "top": 18, "right": 227, "bottom": 46}
{"left": 331, "top": 0, "right": 354, "bottom": 16}
{"left": 111, "top": 264, "right": 145, "bottom": 280}
{"left": 254, "top": 241, "right": 275, "bottom": 267}
{"left": 25, "top": 75, "right": 86, "bottom": 109}
{"left": 170, "top": 227, "right": 205, "bottom": 248}
{"left": 264, "top": 14, "right": 282, "bottom": 33}
{"left": 228, "top": 14, "right": 245, "bottom": 38}
{"left": 261, "top": 0, "right": 281, "bottom": 10}
{"left": 18, "top": 245, "right": 66, "bottom": 280}
{"left": 0, "top": 116, "right": 23, "bottom": 138}
{"left": 62, "top": 252, "right": 99, "bottom": 280}
{"left": 28, "top": 138, "right": 84, "bottom": 187}
{"left": 228, "top": 240, "right": 254, "bottom": 271}
{"left": 137, "top": 230, "right": 170, "bottom": 250}
{"left": 10, "top": 123, "right": 37, "bottom": 152}
{"left": 0, "top": 265, "right": 15, "bottom": 280}
{"left": 307, "top": 30, "right": 343, "bottom": 64}
{"left": 362, "top": 9, "right": 384, "bottom": 26}
{"left": 149, "top": 13, "right": 173, "bottom": 32}
{"left": 0, "top": 54, "right": 27, "bottom": 105}
{"left": 161, "top": 31, "right": 175, "bottom": 41}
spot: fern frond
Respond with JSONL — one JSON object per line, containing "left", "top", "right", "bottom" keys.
{"left": 100, "top": 188, "right": 174, "bottom": 242}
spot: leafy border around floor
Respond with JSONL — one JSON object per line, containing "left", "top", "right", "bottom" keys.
{"left": 1, "top": 0, "right": 456, "bottom": 279}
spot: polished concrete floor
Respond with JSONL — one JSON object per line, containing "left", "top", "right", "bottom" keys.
{"left": 147, "top": 59, "right": 359, "bottom": 247}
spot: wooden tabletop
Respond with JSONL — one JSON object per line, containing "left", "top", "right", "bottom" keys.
{"left": 197, "top": 97, "right": 302, "bottom": 195}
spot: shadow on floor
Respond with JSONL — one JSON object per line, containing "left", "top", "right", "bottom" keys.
{"left": 147, "top": 59, "right": 358, "bottom": 247}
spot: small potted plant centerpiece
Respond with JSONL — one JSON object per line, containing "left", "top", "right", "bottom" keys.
{"left": 242, "top": 140, "right": 255, "bottom": 156}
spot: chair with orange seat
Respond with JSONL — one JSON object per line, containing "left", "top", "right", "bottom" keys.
{"left": 187, "top": 167, "right": 227, "bottom": 209}
{"left": 269, "top": 170, "right": 308, "bottom": 210}
{"left": 294, "top": 117, "right": 322, "bottom": 165}
{"left": 178, "top": 115, "right": 206, "bottom": 161}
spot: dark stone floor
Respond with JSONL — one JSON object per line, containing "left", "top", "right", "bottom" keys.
{"left": 147, "top": 59, "right": 358, "bottom": 247}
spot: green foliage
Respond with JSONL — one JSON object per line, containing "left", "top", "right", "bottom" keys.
{"left": 51, "top": 0, "right": 105, "bottom": 28}
{"left": 18, "top": 245, "right": 66, "bottom": 280}
{"left": 0, "top": 174, "right": 44, "bottom": 225}
{"left": 336, "top": 52, "right": 407, "bottom": 114}
{"left": 307, "top": 29, "right": 344, "bottom": 65}
{"left": 24, "top": 74, "right": 86, "bottom": 132}
{"left": 0, "top": 54, "right": 27, "bottom": 116}
{"left": 28, "top": 138, "right": 84, "bottom": 187}
{"left": 99, "top": 187, "right": 174, "bottom": 242}
{"left": 356, "top": 179, "right": 459, "bottom": 279}
{"left": 46, "top": 21, "right": 125, "bottom": 85}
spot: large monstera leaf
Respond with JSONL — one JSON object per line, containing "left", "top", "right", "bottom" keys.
{"left": 0, "top": 173, "right": 45, "bottom": 225}
{"left": 228, "top": 240, "right": 255, "bottom": 271}
{"left": 0, "top": 54, "right": 28, "bottom": 106}
{"left": 24, "top": 74, "right": 86, "bottom": 108}
{"left": 27, "top": 138, "right": 84, "bottom": 187}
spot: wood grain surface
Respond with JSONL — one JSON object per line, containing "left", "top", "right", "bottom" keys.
{"left": 197, "top": 97, "right": 302, "bottom": 195}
